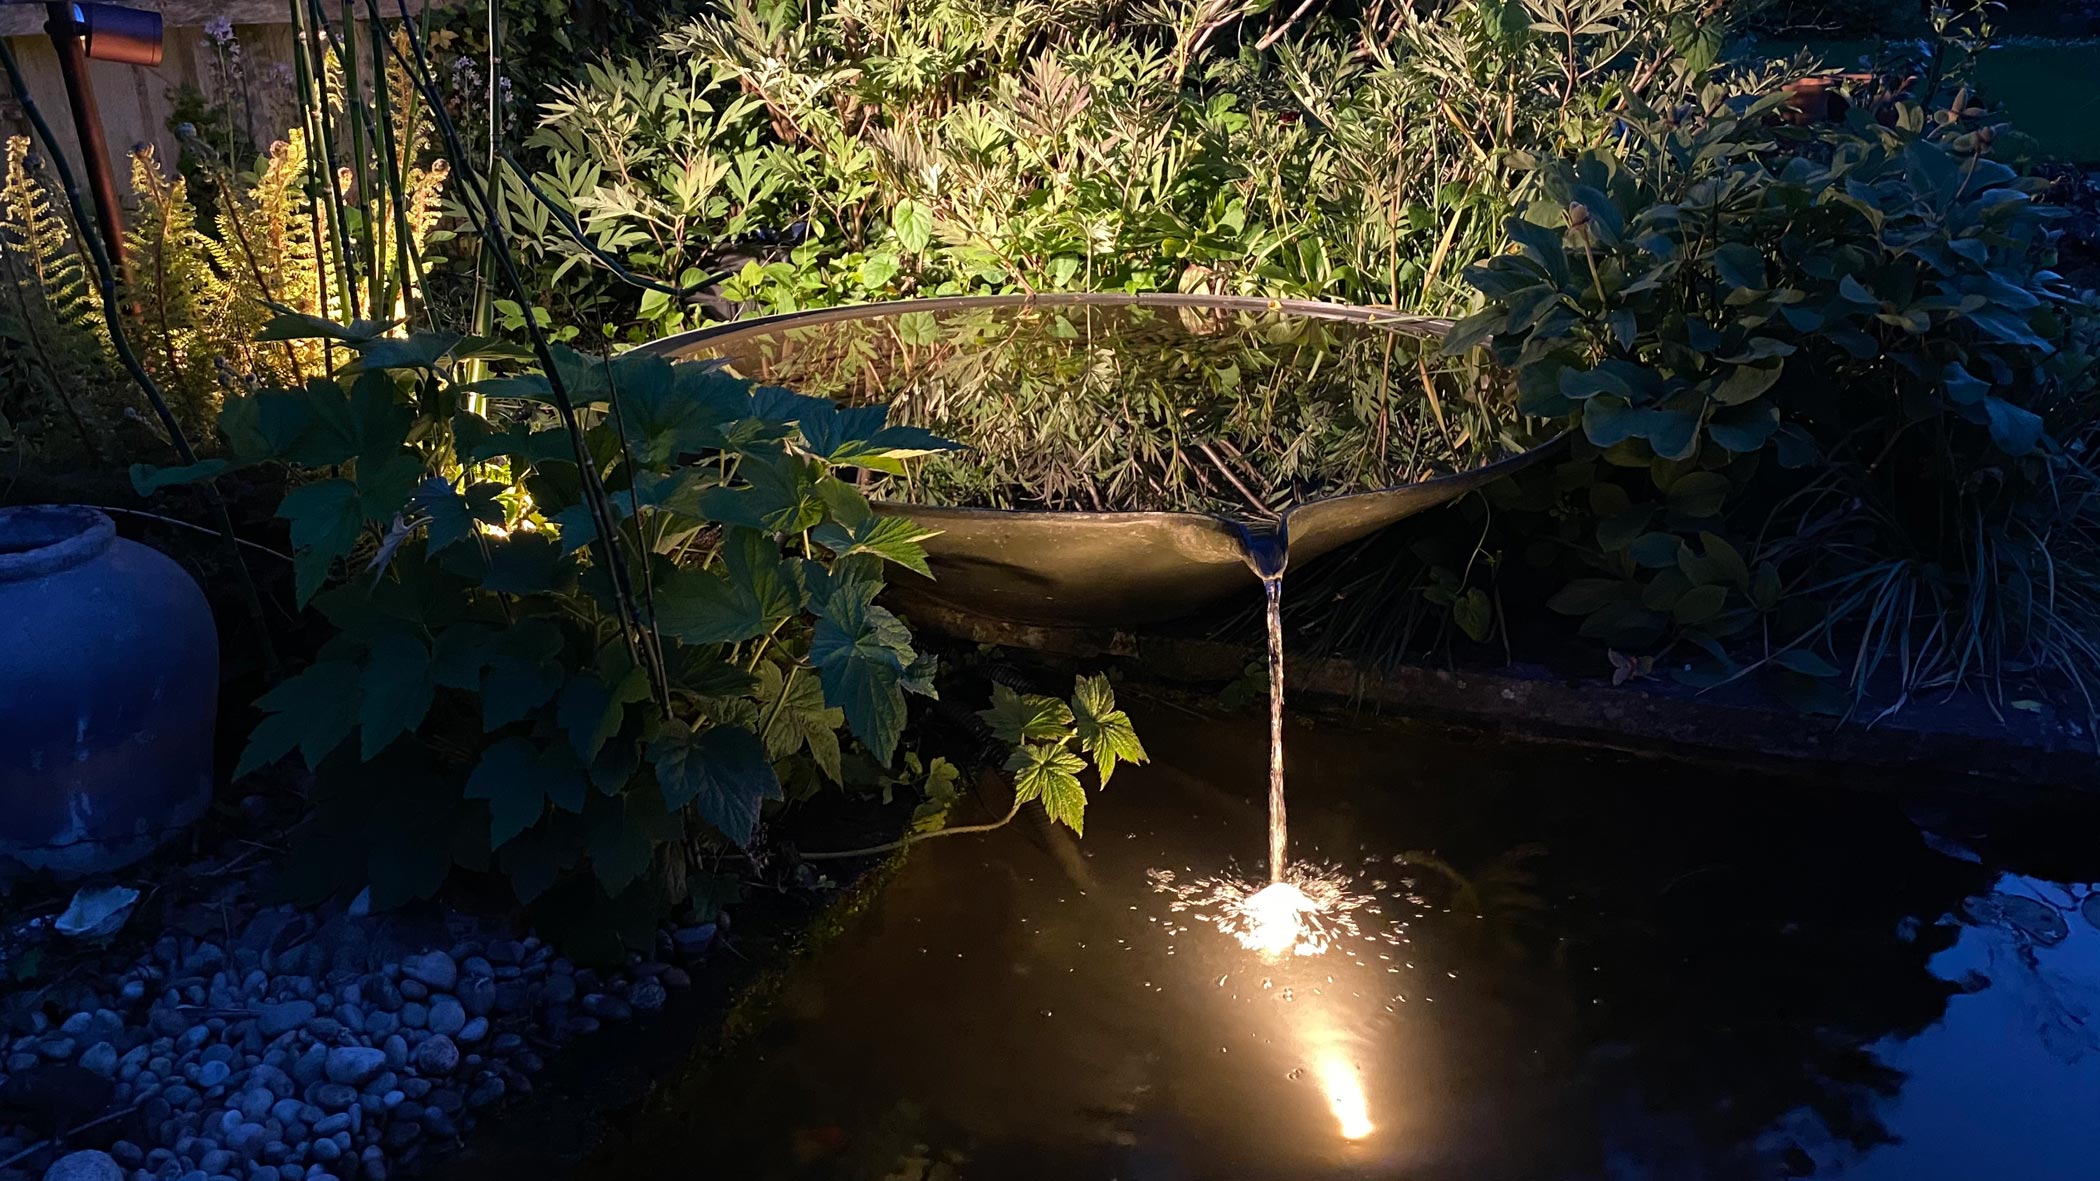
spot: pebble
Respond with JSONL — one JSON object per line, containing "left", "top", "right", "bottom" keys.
{"left": 672, "top": 924, "right": 716, "bottom": 956}
{"left": 258, "top": 1002, "right": 316, "bottom": 1038}
{"left": 424, "top": 999, "right": 465, "bottom": 1039}
{"left": 309, "top": 1083, "right": 358, "bottom": 1111}
{"left": 323, "top": 1048, "right": 386, "bottom": 1087}
{"left": 7, "top": 881, "right": 692, "bottom": 1181}
{"left": 410, "top": 1036, "right": 458, "bottom": 1077}
{"left": 398, "top": 953, "right": 456, "bottom": 993}
{"left": 580, "top": 994, "right": 630, "bottom": 1021}
{"left": 455, "top": 977, "right": 496, "bottom": 1018}
{"left": 79, "top": 1041, "right": 120, "bottom": 1077}
{"left": 40, "top": 1149, "right": 122, "bottom": 1181}
{"left": 629, "top": 979, "right": 667, "bottom": 1015}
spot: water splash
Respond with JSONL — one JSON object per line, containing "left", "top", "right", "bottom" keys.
{"left": 1148, "top": 862, "right": 1380, "bottom": 958}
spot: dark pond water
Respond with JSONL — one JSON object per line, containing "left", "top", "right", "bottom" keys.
{"left": 594, "top": 706, "right": 2100, "bottom": 1181}
{"left": 670, "top": 299, "right": 1534, "bottom": 518}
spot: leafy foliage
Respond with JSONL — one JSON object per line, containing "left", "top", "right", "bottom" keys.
{"left": 506, "top": 0, "right": 1731, "bottom": 336}
{"left": 976, "top": 676, "right": 1147, "bottom": 836}
{"left": 138, "top": 319, "right": 963, "bottom": 939}
{"left": 0, "top": 137, "right": 127, "bottom": 457}
{"left": 1452, "top": 86, "right": 2100, "bottom": 710}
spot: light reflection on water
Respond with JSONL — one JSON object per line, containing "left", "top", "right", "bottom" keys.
{"left": 585, "top": 707, "right": 2100, "bottom": 1181}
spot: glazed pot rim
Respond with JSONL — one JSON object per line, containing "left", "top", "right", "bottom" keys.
{"left": 0, "top": 504, "right": 117, "bottom": 583}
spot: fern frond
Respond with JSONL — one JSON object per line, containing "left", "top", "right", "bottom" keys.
{"left": 126, "top": 146, "right": 226, "bottom": 436}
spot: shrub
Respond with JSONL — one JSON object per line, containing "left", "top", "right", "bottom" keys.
{"left": 1449, "top": 86, "right": 2100, "bottom": 712}
{"left": 135, "top": 319, "right": 1130, "bottom": 955}
{"left": 503, "top": 0, "right": 1730, "bottom": 336}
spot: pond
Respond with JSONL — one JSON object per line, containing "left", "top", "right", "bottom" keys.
{"left": 579, "top": 704, "right": 2100, "bottom": 1180}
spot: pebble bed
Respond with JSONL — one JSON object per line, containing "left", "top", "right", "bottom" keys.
{"left": 0, "top": 902, "right": 719, "bottom": 1181}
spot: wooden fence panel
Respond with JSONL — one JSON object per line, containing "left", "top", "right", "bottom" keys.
{"left": 0, "top": 0, "right": 452, "bottom": 217}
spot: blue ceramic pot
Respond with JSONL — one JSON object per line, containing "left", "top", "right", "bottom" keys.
{"left": 0, "top": 505, "right": 217, "bottom": 876}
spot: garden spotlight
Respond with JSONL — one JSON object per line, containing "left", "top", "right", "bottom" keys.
{"left": 0, "top": 0, "right": 165, "bottom": 272}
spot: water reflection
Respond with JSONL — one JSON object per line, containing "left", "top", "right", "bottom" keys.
{"left": 588, "top": 706, "right": 2100, "bottom": 1180}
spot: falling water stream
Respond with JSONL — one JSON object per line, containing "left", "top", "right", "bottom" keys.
{"left": 1263, "top": 576, "right": 1288, "bottom": 883}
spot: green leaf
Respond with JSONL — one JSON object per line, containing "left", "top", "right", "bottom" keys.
{"left": 1967, "top": 307, "right": 2049, "bottom": 350}
{"left": 1983, "top": 397, "right": 2044, "bottom": 456}
{"left": 257, "top": 311, "right": 392, "bottom": 343}
{"left": 558, "top": 669, "right": 647, "bottom": 762}
{"left": 1440, "top": 309, "right": 1503, "bottom": 355}
{"left": 478, "top": 533, "right": 568, "bottom": 594}
{"left": 467, "top": 737, "right": 588, "bottom": 847}
{"left": 1454, "top": 587, "right": 1494, "bottom": 642}
{"left": 278, "top": 479, "right": 362, "bottom": 604}
{"left": 1671, "top": 583, "right": 1728, "bottom": 625}
{"left": 1070, "top": 674, "right": 1145, "bottom": 786}
{"left": 810, "top": 513, "right": 942, "bottom": 578}
{"left": 697, "top": 448, "right": 827, "bottom": 533}
{"left": 345, "top": 332, "right": 462, "bottom": 374}
{"left": 648, "top": 722, "right": 783, "bottom": 847}
{"left": 1667, "top": 471, "right": 1731, "bottom": 518}
{"left": 979, "top": 681, "right": 1075, "bottom": 746}
{"left": 130, "top": 459, "right": 228, "bottom": 495}
{"left": 893, "top": 197, "right": 934, "bottom": 254}
{"left": 585, "top": 790, "right": 664, "bottom": 895}
{"left": 755, "top": 662, "right": 843, "bottom": 784}
{"left": 1504, "top": 216, "right": 1569, "bottom": 287}
{"left": 810, "top": 597, "right": 912, "bottom": 764}
{"left": 481, "top": 618, "right": 567, "bottom": 729}
{"left": 1005, "top": 742, "right": 1089, "bottom": 834}
{"left": 1707, "top": 400, "right": 1780, "bottom": 454}
{"left": 1708, "top": 360, "right": 1783, "bottom": 407}
{"left": 418, "top": 477, "right": 505, "bottom": 553}
{"left": 1710, "top": 243, "right": 1767, "bottom": 292}
{"left": 653, "top": 528, "right": 800, "bottom": 644}
{"left": 236, "top": 659, "right": 361, "bottom": 775}
{"left": 358, "top": 632, "right": 434, "bottom": 759}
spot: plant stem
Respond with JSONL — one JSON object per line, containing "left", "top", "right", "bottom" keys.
{"left": 799, "top": 793, "right": 1024, "bottom": 862}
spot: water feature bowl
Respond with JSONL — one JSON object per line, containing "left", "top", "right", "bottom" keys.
{"left": 644, "top": 294, "right": 1561, "bottom": 628}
